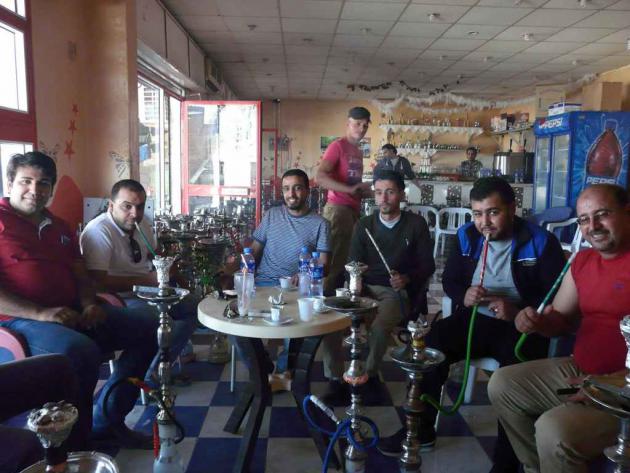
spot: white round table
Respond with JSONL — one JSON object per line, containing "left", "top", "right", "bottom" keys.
{"left": 198, "top": 286, "right": 351, "bottom": 339}
{"left": 197, "top": 286, "right": 351, "bottom": 473}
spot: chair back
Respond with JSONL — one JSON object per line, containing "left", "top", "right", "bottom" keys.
{"left": 0, "top": 327, "right": 29, "bottom": 363}
{"left": 534, "top": 206, "right": 573, "bottom": 227}
{"left": 407, "top": 205, "right": 438, "bottom": 230}
{"left": 438, "top": 207, "right": 472, "bottom": 231}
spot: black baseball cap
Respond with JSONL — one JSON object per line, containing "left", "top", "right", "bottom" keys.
{"left": 348, "top": 106, "right": 371, "bottom": 121}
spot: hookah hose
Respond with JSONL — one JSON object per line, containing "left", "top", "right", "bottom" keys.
{"left": 419, "top": 235, "right": 490, "bottom": 416}
{"left": 101, "top": 376, "right": 185, "bottom": 457}
{"left": 302, "top": 395, "right": 380, "bottom": 473}
{"left": 514, "top": 252, "right": 576, "bottom": 362}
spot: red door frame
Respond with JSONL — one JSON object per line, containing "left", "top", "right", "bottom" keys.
{"left": 0, "top": 1, "right": 37, "bottom": 145}
{"left": 181, "top": 100, "right": 262, "bottom": 225}
{"left": 261, "top": 127, "right": 279, "bottom": 200}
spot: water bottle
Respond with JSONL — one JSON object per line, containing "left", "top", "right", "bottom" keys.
{"left": 298, "top": 246, "right": 311, "bottom": 296}
{"left": 240, "top": 247, "right": 256, "bottom": 273}
{"left": 309, "top": 251, "right": 324, "bottom": 297}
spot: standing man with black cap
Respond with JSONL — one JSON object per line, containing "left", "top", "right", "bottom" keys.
{"left": 316, "top": 106, "right": 373, "bottom": 296}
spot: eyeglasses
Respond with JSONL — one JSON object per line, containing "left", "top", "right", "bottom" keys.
{"left": 576, "top": 209, "right": 613, "bottom": 227}
{"left": 129, "top": 235, "right": 142, "bottom": 263}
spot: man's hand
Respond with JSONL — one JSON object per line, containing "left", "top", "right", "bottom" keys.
{"left": 389, "top": 270, "right": 409, "bottom": 291}
{"left": 487, "top": 296, "right": 519, "bottom": 321}
{"left": 80, "top": 304, "right": 107, "bottom": 330}
{"left": 39, "top": 306, "right": 82, "bottom": 327}
{"left": 564, "top": 375, "right": 588, "bottom": 403}
{"left": 351, "top": 182, "right": 372, "bottom": 196}
{"left": 514, "top": 305, "right": 554, "bottom": 334}
{"left": 464, "top": 285, "right": 487, "bottom": 308}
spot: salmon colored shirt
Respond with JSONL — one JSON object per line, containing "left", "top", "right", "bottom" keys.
{"left": 572, "top": 248, "right": 630, "bottom": 374}
{"left": 321, "top": 138, "right": 363, "bottom": 212}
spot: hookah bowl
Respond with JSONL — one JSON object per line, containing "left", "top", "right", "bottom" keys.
{"left": 21, "top": 401, "right": 119, "bottom": 473}
{"left": 390, "top": 321, "right": 445, "bottom": 472}
{"left": 582, "top": 315, "right": 630, "bottom": 472}
{"left": 324, "top": 261, "right": 376, "bottom": 473}
{"left": 134, "top": 276, "right": 189, "bottom": 473}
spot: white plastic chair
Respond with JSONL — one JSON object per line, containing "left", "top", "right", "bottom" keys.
{"left": 439, "top": 296, "right": 499, "bottom": 404}
{"left": 407, "top": 205, "right": 438, "bottom": 239}
{"left": 433, "top": 208, "right": 473, "bottom": 258}
{"left": 546, "top": 217, "right": 590, "bottom": 254}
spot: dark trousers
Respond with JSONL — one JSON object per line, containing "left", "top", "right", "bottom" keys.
{"left": 0, "top": 304, "right": 159, "bottom": 434}
{"left": 421, "top": 306, "right": 549, "bottom": 472}
{"left": 0, "top": 354, "right": 84, "bottom": 472}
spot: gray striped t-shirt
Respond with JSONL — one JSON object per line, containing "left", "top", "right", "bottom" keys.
{"left": 253, "top": 205, "right": 330, "bottom": 284}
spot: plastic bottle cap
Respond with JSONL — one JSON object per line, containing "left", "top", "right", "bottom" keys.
{"left": 302, "top": 246, "right": 309, "bottom": 252}
{"left": 312, "top": 251, "right": 320, "bottom": 258}
{"left": 244, "top": 248, "right": 252, "bottom": 254}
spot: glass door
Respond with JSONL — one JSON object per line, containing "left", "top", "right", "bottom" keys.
{"left": 534, "top": 137, "right": 550, "bottom": 212}
{"left": 182, "top": 101, "right": 262, "bottom": 225}
{"left": 550, "top": 134, "right": 570, "bottom": 208}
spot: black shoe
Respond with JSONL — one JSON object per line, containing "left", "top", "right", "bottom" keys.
{"left": 92, "top": 424, "right": 154, "bottom": 450}
{"left": 321, "top": 379, "right": 351, "bottom": 406}
{"left": 359, "top": 375, "right": 390, "bottom": 406}
{"left": 377, "top": 425, "right": 437, "bottom": 458}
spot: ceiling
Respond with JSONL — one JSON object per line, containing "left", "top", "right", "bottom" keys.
{"left": 161, "top": 0, "right": 630, "bottom": 101}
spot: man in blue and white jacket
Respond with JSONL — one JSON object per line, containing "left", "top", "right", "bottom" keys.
{"left": 379, "top": 177, "right": 566, "bottom": 473}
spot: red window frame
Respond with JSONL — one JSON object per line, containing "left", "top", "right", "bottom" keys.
{"left": 0, "top": 0, "right": 37, "bottom": 144}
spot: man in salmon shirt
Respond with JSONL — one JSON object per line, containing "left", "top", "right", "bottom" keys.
{"left": 315, "top": 106, "right": 373, "bottom": 295}
{"left": 488, "top": 184, "right": 630, "bottom": 473}
{"left": 0, "top": 152, "right": 158, "bottom": 450}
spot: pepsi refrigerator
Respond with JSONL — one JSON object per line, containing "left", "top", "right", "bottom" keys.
{"left": 533, "top": 111, "right": 630, "bottom": 212}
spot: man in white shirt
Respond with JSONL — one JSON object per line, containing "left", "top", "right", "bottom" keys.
{"left": 80, "top": 179, "right": 197, "bottom": 375}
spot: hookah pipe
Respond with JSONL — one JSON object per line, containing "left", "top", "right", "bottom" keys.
{"left": 302, "top": 395, "right": 379, "bottom": 473}
{"left": 514, "top": 252, "right": 577, "bottom": 362}
{"left": 100, "top": 377, "right": 185, "bottom": 458}
{"left": 364, "top": 228, "right": 408, "bottom": 320}
{"left": 420, "top": 233, "right": 490, "bottom": 416}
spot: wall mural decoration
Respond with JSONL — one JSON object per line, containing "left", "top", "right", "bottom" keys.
{"left": 38, "top": 142, "right": 60, "bottom": 161}
{"left": 63, "top": 104, "right": 79, "bottom": 160}
{"left": 109, "top": 151, "right": 131, "bottom": 178}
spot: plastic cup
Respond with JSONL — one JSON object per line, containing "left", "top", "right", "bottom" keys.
{"left": 234, "top": 271, "right": 255, "bottom": 316}
{"left": 270, "top": 306, "right": 282, "bottom": 322}
{"left": 297, "top": 297, "right": 314, "bottom": 322}
{"left": 312, "top": 295, "right": 326, "bottom": 313}
{"left": 279, "top": 276, "right": 292, "bottom": 290}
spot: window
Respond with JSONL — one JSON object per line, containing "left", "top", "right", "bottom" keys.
{"left": 137, "top": 78, "right": 182, "bottom": 213}
{"left": 0, "top": 0, "right": 35, "bottom": 188}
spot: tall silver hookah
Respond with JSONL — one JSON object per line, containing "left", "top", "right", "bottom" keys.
{"left": 133, "top": 255, "right": 189, "bottom": 473}
{"left": 21, "top": 401, "right": 119, "bottom": 473}
{"left": 342, "top": 261, "right": 373, "bottom": 473}
{"left": 390, "top": 321, "right": 445, "bottom": 472}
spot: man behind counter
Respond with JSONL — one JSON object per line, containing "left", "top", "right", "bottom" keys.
{"left": 460, "top": 146, "right": 482, "bottom": 180}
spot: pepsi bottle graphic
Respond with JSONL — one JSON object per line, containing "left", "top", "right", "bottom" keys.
{"left": 585, "top": 119, "right": 622, "bottom": 185}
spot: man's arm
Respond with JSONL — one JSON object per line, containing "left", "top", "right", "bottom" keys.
{"left": 408, "top": 216, "right": 435, "bottom": 285}
{"left": 87, "top": 270, "right": 157, "bottom": 293}
{"left": 442, "top": 236, "right": 470, "bottom": 307}
{"left": 250, "top": 240, "right": 264, "bottom": 267}
{"left": 315, "top": 158, "right": 371, "bottom": 195}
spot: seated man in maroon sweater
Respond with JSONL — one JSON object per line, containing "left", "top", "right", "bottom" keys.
{"left": 489, "top": 184, "right": 630, "bottom": 473}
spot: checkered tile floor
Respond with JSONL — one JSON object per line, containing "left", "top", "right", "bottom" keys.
{"left": 106, "top": 254, "right": 497, "bottom": 472}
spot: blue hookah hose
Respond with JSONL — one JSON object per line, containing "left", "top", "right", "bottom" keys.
{"left": 302, "top": 395, "right": 380, "bottom": 473}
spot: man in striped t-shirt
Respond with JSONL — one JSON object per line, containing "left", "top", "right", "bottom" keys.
{"left": 252, "top": 169, "right": 330, "bottom": 285}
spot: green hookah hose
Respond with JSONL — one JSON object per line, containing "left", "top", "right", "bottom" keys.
{"left": 514, "top": 252, "right": 576, "bottom": 362}
{"left": 420, "top": 235, "right": 490, "bottom": 416}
